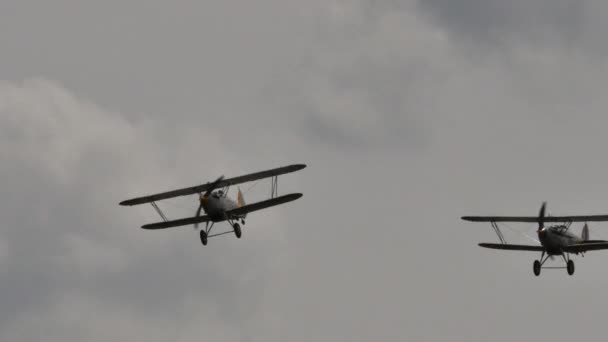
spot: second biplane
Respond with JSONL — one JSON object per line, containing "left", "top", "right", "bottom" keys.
{"left": 120, "top": 164, "right": 305, "bottom": 246}
{"left": 462, "top": 203, "right": 608, "bottom": 276}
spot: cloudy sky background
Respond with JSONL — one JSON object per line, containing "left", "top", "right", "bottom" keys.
{"left": 2, "top": 1, "right": 608, "bottom": 341}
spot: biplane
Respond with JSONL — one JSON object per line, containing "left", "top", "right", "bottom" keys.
{"left": 462, "top": 203, "right": 608, "bottom": 276}
{"left": 120, "top": 164, "right": 305, "bottom": 246}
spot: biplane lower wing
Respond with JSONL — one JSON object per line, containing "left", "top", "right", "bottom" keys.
{"left": 140, "top": 193, "right": 302, "bottom": 230}
{"left": 463, "top": 215, "right": 608, "bottom": 223}
{"left": 120, "top": 164, "right": 306, "bottom": 206}
{"left": 479, "top": 243, "right": 544, "bottom": 251}
{"left": 563, "top": 242, "right": 608, "bottom": 253}
{"left": 142, "top": 215, "right": 211, "bottom": 230}
{"left": 226, "top": 193, "right": 302, "bottom": 217}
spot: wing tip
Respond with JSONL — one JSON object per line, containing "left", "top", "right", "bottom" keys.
{"left": 286, "top": 193, "right": 303, "bottom": 201}
{"left": 120, "top": 198, "right": 145, "bottom": 206}
{"left": 141, "top": 223, "right": 162, "bottom": 229}
{"left": 478, "top": 243, "right": 505, "bottom": 249}
{"left": 289, "top": 164, "right": 307, "bottom": 171}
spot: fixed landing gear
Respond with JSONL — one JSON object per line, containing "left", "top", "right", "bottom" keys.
{"left": 199, "top": 220, "right": 243, "bottom": 246}
{"left": 233, "top": 223, "right": 242, "bottom": 239}
{"left": 200, "top": 230, "right": 208, "bottom": 246}
{"left": 533, "top": 251, "right": 549, "bottom": 276}
{"left": 567, "top": 260, "right": 575, "bottom": 276}
{"left": 562, "top": 254, "right": 575, "bottom": 276}
{"left": 534, "top": 252, "right": 576, "bottom": 276}
{"left": 533, "top": 260, "right": 541, "bottom": 276}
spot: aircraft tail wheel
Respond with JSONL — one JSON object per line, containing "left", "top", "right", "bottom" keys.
{"left": 200, "top": 230, "right": 208, "bottom": 246}
{"left": 533, "top": 260, "right": 541, "bottom": 276}
{"left": 233, "top": 223, "right": 242, "bottom": 239}
{"left": 567, "top": 260, "right": 575, "bottom": 276}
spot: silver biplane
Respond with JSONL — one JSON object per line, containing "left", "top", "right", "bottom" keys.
{"left": 462, "top": 203, "right": 608, "bottom": 276}
{"left": 120, "top": 164, "right": 305, "bottom": 246}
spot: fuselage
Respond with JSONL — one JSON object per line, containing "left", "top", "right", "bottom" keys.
{"left": 539, "top": 225, "right": 581, "bottom": 255}
{"left": 201, "top": 191, "right": 241, "bottom": 222}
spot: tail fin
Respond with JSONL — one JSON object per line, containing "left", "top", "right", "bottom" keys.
{"left": 582, "top": 223, "right": 590, "bottom": 241}
{"left": 237, "top": 187, "right": 246, "bottom": 207}
{"left": 237, "top": 187, "right": 246, "bottom": 218}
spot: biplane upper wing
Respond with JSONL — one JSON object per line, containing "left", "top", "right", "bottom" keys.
{"left": 226, "top": 193, "right": 303, "bottom": 217}
{"left": 141, "top": 215, "right": 211, "bottom": 230}
{"left": 478, "top": 243, "right": 544, "bottom": 251}
{"left": 462, "top": 215, "right": 608, "bottom": 223}
{"left": 562, "top": 241, "right": 608, "bottom": 253}
{"left": 120, "top": 164, "right": 306, "bottom": 206}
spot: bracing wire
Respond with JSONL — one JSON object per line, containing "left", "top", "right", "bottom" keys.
{"left": 242, "top": 180, "right": 260, "bottom": 195}
{"left": 499, "top": 222, "right": 540, "bottom": 244}
{"left": 160, "top": 198, "right": 194, "bottom": 214}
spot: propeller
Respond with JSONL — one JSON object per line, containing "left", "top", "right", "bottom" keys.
{"left": 537, "top": 202, "right": 554, "bottom": 260}
{"left": 194, "top": 175, "right": 224, "bottom": 230}
{"left": 194, "top": 202, "right": 203, "bottom": 229}
{"left": 204, "top": 175, "right": 225, "bottom": 198}
{"left": 537, "top": 202, "right": 547, "bottom": 240}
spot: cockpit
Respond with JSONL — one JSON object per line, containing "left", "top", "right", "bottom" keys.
{"left": 212, "top": 190, "right": 224, "bottom": 198}
{"left": 553, "top": 225, "right": 568, "bottom": 234}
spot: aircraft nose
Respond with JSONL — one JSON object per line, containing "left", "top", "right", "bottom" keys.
{"left": 537, "top": 228, "right": 546, "bottom": 238}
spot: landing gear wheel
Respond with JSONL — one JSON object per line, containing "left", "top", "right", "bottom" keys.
{"left": 233, "top": 223, "right": 242, "bottom": 239}
{"left": 567, "top": 260, "right": 575, "bottom": 275}
{"left": 200, "top": 230, "right": 208, "bottom": 246}
{"left": 533, "top": 260, "right": 541, "bottom": 276}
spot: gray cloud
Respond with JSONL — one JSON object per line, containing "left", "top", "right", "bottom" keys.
{"left": 3, "top": 1, "right": 608, "bottom": 342}
{"left": 0, "top": 79, "right": 291, "bottom": 340}
{"left": 418, "top": 0, "right": 608, "bottom": 55}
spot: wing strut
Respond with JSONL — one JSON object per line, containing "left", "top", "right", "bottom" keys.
{"left": 270, "top": 176, "right": 278, "bottom": 198}
{"left": 491, "top": 221, "right": 506, "bottom": 244}
{"left": 150, "top": 202, "right": 168, "bottom": 222}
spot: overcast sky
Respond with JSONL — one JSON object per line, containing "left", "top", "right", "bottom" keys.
{"left": 2, "top": 1, "right": 608, "bottom": 341}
